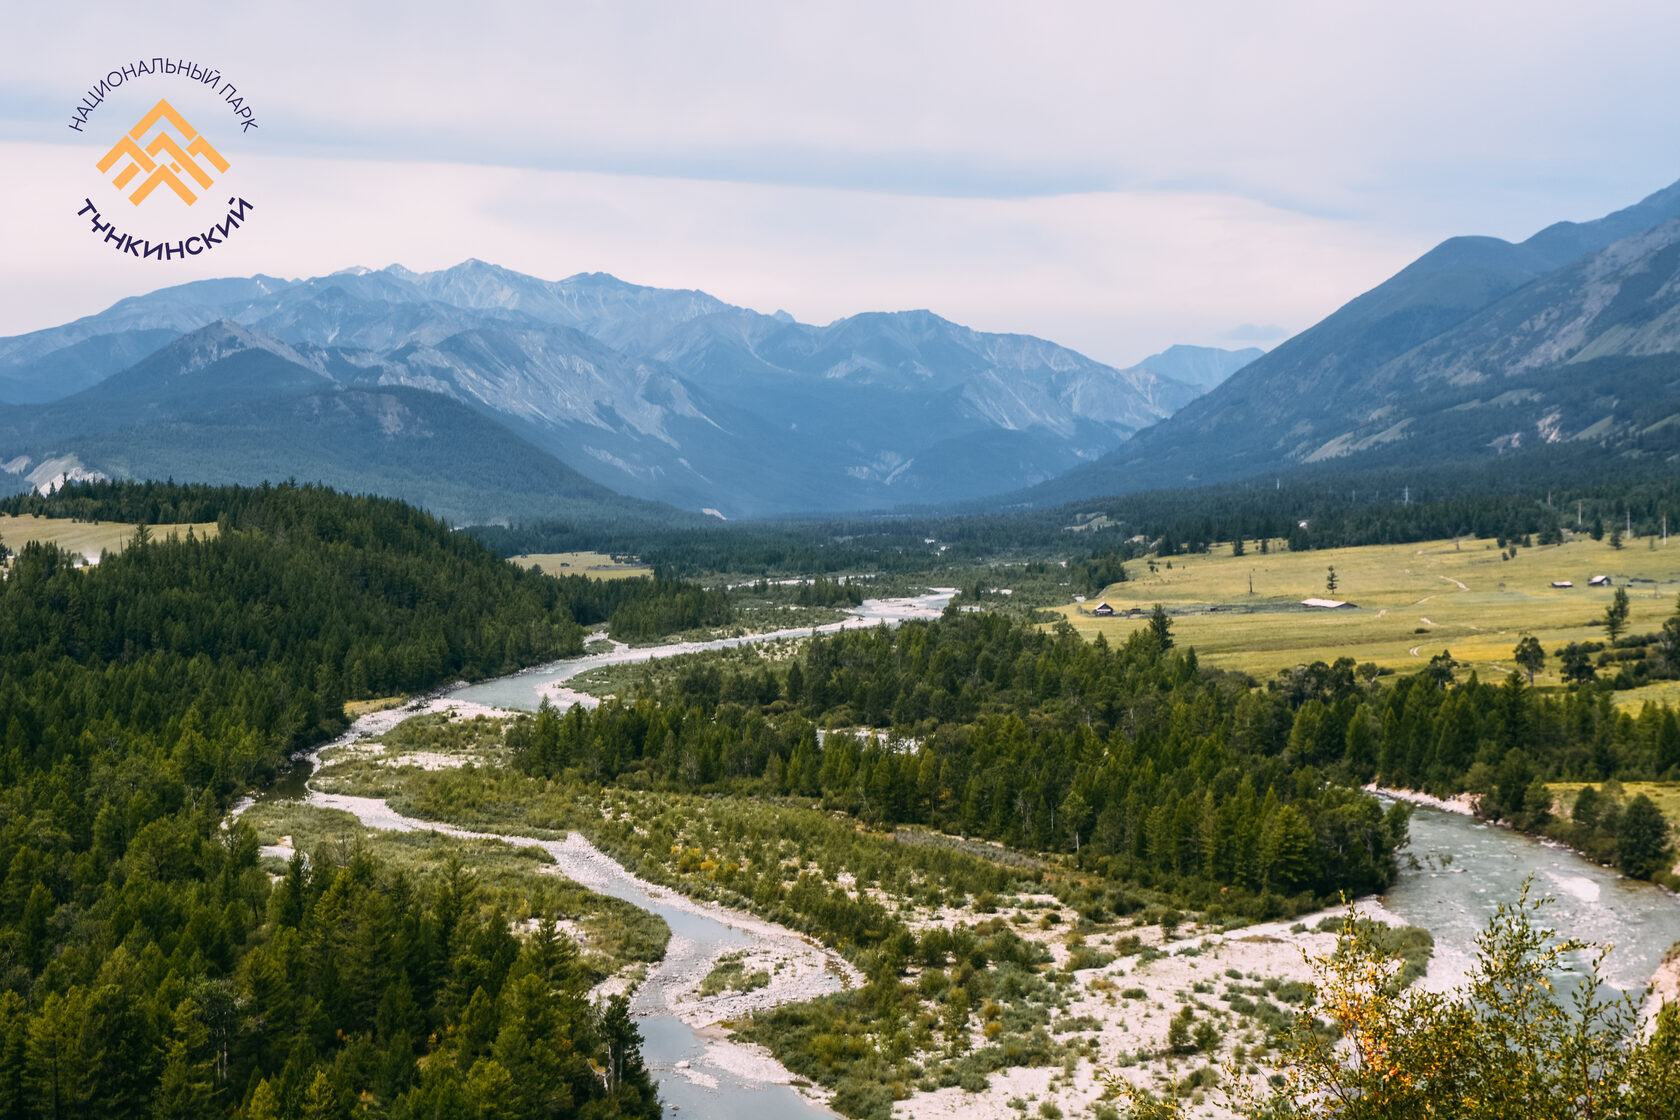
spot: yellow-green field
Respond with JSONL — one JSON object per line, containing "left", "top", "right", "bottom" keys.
{"left": 509, "top": 550, "right": 652, "bottom": 580}
{"left": 0, "top": 513, "right": 219, "bottom": 563}
{"left": 1546, "top": 781, "right": 1680, "bottom": 822}
{"left": 343, "top": 695, "right": 407, "bottom": 719}
{"left": 1056, "top": 535, "right": 1680, "bottom": 703}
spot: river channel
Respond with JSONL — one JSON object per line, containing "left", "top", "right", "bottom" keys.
{"left": 298, "top": 787, "right": 844, "bottom": 1119}
{"left": 251, "top": 593, "right": 958, "bottom": 1118}
{"left": 447, "top": 591, "right": 956, "bottom": 712}
{"left": 249, "top": 589, "right": 1680, "bottom": 1117}
{"left": 1384, "top": 798, "right": 1680, "bottom": 1001}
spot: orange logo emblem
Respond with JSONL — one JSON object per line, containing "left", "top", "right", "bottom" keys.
{"left": 96, "top": 98, "right": 229, "bottom": 206}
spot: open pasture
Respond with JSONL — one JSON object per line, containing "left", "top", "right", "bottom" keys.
{"left": 1056, "top": 535, "right": 1680, "bottom": 698}
{"left": 0, "top": 513, "right": 219, "bottom": 564}
{"left": 509, "top": 550, "right": 652, "bottom": 580}
{"left": 1546, "top": 781, "right": 1680, "bottom": 824}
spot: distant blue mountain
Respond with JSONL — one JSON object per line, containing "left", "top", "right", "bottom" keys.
{"left": 0, "top": 320, "right": 672, "bottom": 526}
{"left": 0, "top": 263, "right": 1243, "bottom": 516}
{"left": 1116, "top": 344, "right": 1263, "bottom": 391}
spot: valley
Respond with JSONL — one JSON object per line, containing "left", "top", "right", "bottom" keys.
{"left": 5, "top": 456, "right": 1680, "bottom": 1119}
{"left": 231, "top": 593, "right": 1680, "bottom": 1120}
{"left": 9, "top": 138, "right": 1680, "bottom": 1120}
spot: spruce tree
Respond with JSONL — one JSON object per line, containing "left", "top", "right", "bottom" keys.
{"left": 1617, "top": 794, "right": 1672, "bottom": 879}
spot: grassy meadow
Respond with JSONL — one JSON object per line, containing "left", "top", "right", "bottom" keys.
{"left": 1055, "top": 534, "right": 1680, "bottom": 704}
{"left": 0, "top": 512, "right": 219, "bottom": 562}
{"left": 1546, "top": 781, "right": 1680, "bottom": 824}
{"left": 343, "top": 694, "right": 408, "bottom": 719}
{"left": 508, "top": 550, "right": 652, "bottom": 580}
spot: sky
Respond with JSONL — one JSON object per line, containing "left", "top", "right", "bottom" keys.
{"left": 3, "top": 1, "right": 1679, "bottom": 369}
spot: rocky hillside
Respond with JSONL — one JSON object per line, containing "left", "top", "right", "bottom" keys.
{"left": 1024, "top": 177, "right": 1680, "bottom": 503}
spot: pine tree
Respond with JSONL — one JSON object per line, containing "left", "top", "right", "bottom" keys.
{"left": 1148, "top": 604, "right": 1173, "bottom": 651}
{"left": 1167, "top": 1006, "right": 1195, "bottom": 1054}
{"left": 599, "top": 994, "right": 644, "bottom": 1096}
{"left": 1060, "top": 790, "right": 1092, "bottom": 854}
{"left": 1559, "top": 642, "right": 1596, "bottom": 685}
{"left": 1657, "top": 712, "right": 1680, "bottom": 777}
{"left": 1262, "top": 805, "right": 1317, "bottom": 893}
{"left": 1605, "top": 587, "right": 1630, "bottom": 642}
{"left": 1617, "top": 794, "right": 1672, "bottom": 879}
{"left": 152, "top": 1000, "right": 215, "bottom": 1120}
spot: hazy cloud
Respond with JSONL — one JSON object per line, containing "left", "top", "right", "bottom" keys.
{"left": 3, "top": 0, "right": 1678, "bottom": 364}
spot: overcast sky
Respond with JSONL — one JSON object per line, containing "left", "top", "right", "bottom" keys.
{"left": 3, "top": 1, "right": 1678, "bottom": 367}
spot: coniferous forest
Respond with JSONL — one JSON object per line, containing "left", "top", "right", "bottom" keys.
{"left": 512, "top": 613, "right": 1413, "bottom": 913}
{"left": 0, "top": 482, "right": 659, "bottom": 1120}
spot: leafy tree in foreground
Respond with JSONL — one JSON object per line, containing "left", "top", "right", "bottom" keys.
{"left": 1266, "top": 887, "right": 1680, "bottom": 1118}
{"left": 1108, "top": 885, "right": 1680, "bottom": 1118}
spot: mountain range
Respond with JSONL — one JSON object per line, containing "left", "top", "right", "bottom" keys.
{"left": 0, "top": 265, "right": 1257, "bottom": 519}
{"left": 1026, "top": 178, "right": 1680, "bottom": 504}
{"left": 8, "top": 173, "right": 1680, "bottom": 524}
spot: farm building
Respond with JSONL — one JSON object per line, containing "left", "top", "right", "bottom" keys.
{"left": 1589, "top": 575, "right": 1611, "bottom": 587}
{"left": 1301, "top": 598, "right": 1356, "bottom": 609}
{"left": 1552, "top": 580, "right": 1574, "bottom": 589}
{"left": 1093, "top": 602, "right": 1115, "bottom": 616}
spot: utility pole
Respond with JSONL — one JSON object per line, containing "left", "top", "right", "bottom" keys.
{"left": 1404, "top": 486, "right": 1410, "bottom": 506}
{"left": 1249, "top": 569, "right": 1254, "bottom": 595}
{"left": 1577, "top": 500, "right": 1583, "bottom": 527}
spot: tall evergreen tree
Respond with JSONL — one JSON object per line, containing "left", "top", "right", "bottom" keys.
{"left": 1617, "top": 794, "right": 1672, "bottom": 879}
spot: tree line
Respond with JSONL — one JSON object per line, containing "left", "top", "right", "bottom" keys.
{"left": 467, "top": 444, "right": 1680, "bottom": 583}
{"left": 545, "top": 573, "right": 733, "bottom": 643}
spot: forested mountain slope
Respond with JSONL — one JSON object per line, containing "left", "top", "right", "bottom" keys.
{"left": 0, "top": 482, "right": 660, "bottom": 1118}
{"left": 0, "top": 322, "right": 688, "bottom": 527}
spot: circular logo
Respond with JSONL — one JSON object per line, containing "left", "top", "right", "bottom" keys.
{"left": 70, "top": 58, "right": 261, "bottom": 262}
